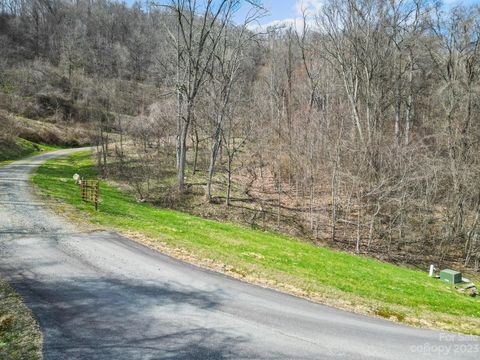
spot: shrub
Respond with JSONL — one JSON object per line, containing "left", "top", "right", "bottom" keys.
{"left": 0, "top": 110, "right": 18, "bottom": 143}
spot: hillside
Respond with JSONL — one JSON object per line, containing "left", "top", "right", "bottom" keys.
{"left": 0, "top": 0, "right": 479, "bottom": 292}
{"left": 1, "top": 1, "right": 480, "bottom": 358}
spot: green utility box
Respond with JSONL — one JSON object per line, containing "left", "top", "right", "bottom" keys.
{"left": 440, "top": 269, "right": 462, "bottom": 284}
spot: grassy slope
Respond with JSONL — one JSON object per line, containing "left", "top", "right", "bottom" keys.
{"left": 0, "top": 137, "right": 62, "bottom": 166}
{"left": 0, "top": 279, "right": 41, "bottom": 360}
{"left": 32, "top": 151, "right": 480, "bottom": 335}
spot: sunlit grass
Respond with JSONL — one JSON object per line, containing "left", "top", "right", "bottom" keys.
{"left": 32, "top": 151, "right": 480, "bottom": 335}
{"left": 0, "top": 279, "right": 41, "bottom": 360}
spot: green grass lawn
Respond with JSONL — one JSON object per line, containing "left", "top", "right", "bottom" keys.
{"left": 0, "top": 137, "right": 63, "bottom": 166}
{"left": 32, "top": 151, "right": 480, "bottom": 335}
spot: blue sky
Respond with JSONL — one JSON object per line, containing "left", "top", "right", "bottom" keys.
{"left": 236, "top": 0, "right": 478, "bottom": 27}
{"left": 250, "top": 0, "right": 299, "bottom": 24}
{"left": 253, "top": 0, "right": 478, "bottom": 24}
{"left": 126, "top": 0, "right": 479, "bottom": 26}
{"left": 125, "top": 1, "right": 310, "bottom": 24}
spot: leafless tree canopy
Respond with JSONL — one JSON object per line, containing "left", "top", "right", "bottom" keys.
{"left": 1, "top": 0, "right": 479, "bottom": 270}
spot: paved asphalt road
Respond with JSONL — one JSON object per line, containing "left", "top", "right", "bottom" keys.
{"left": 0, "top": 149, "right": 478, "bottom": 360}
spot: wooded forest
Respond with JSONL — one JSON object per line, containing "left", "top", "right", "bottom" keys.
{"left": 1, "top": 0, "right": 479, "bottom": 272}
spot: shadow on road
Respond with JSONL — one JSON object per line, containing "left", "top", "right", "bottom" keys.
{"left": 7, "top": 274, "right": 258, "bottom": 360}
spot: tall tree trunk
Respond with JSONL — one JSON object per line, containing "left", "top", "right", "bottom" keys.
{"left": 226, "top": 155, "right": 233, "bottom": 206}
{"left": 405, "top": 52, "right": 414, "bottom": 145}
{"left": 177, "top": 108, "right": 191, "bottom": 192}
{"left": 192, "top": 122, "right": 199, "bottom": 175}
{"left": 207, "top": 122, "right": 222, "bottom": 202}
{"left": 331, "top": 153, "right": 339, "bottom": 242}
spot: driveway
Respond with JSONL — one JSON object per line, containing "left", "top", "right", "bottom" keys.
{"left": 0, "top": 149, "right": 478, "bottom": 359}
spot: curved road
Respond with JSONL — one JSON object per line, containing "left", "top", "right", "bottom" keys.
{"left": 0, "top": 149, "right": 478, "bottom": 360}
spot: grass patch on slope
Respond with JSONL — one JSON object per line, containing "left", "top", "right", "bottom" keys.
{"left": 32, "top": 151, "right": 480, "bottom": 335}
{"left": 0, "top": 137, "right": 62, "bottom": 166}
{"left": 0, "top": 279, "right": 41, "bottom": 360}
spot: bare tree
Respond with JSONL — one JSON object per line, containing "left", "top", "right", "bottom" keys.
{"left": 205, "top": 6, "right": 263, "bottom": 202}
{"left": 165, "top": 0, "right": 241, "bottom": 192}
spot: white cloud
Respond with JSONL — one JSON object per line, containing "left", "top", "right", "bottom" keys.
{"left": 248, "top": 0, "right": 323, "bottom": 33}
{"left": 249, "top": 17, "right": 317, "bottom": 34}
{"left": 295, "top": 0, "right": 324, "bottom": 16}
